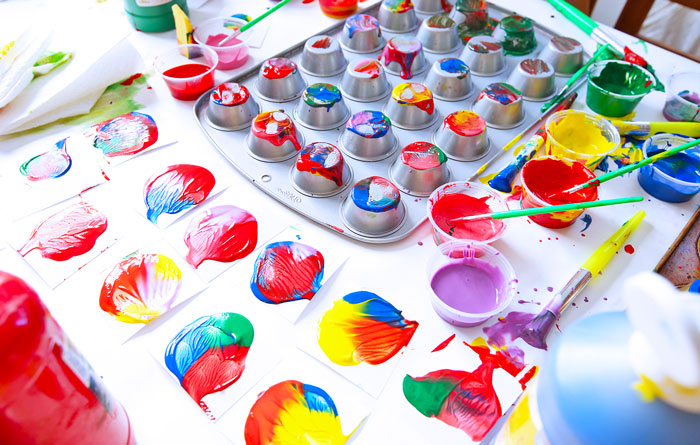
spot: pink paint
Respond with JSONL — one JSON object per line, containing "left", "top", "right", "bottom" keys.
{"left": 203, "top": 33, "right": 248, "bottom": 70}
{"left": 431, "top": 257, "right": 507, "bottom": 314}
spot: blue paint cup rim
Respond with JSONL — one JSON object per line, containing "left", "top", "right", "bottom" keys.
{"left": 641, "top": 133, "right": 699, "bottom": 187}
{"left": 586, "top": 59, "right": 655, "bottom": 100}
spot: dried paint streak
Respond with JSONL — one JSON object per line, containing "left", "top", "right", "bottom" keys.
{"left": 477, "top": 83, "right": 521, "bottom": 105}
{"left": 351, "top": 176, "right": 400, "bottom": 212}
{"left": 165, "top": 312, "right": 253, "bottom": 418}
{"left": 252, "top": 110, "right": 302, "bottom": 151}
{"left": 403, "top": 339, "right": 524, "bottom": 441}
{"left": 302, "top": 83, "right": 342, "bottom": 111}
{"left": 444, "top": 111, "right": 485, "bottom": 137}
{"left": 346, "top": 110, "right": 391, "bottom": 138}
{"left": 352, "top": 59, "right": 381, "bottom": 78}
{"left": 99, "top": 253, "right": 182, "bottom": 324}
{"left": 245, "top": 380, "right": 347, "bottom": 444}
{"left": 401, "top": 142, "right": 447, "bottom": 170}
{"left": 311, "top": 36, "right": 332, "bottom": 49}
{"left": 296, "top": 142, "right": 344, "bottom": 186}
{"left": 520, "top": 59, "right": 550, "bottom": 75}
{"left": 143, "top": 164, "right": 215, "bottom": 224}
{"left": 380, "top": 36, "right": 423, "bottom": 79}
{"left": 91, "top": 112, "right": 158, "bottom": 157}
{"left": 211, "top": 82, "right": 249, "bottom": 106}
{"left": 384, "top": 0, "right": 413, "bottom": 13}
{"left": 251, "top": 241, "right": 324, "bottom": 304}
{"left": 437, "top": 58, "right": 469, "bottom": 78}
{"left": 19, "top": 138, "right": 71, "bottom": 181}
{"left": 392, "top": 82, "right": 434, "bottom": 114}
{"left": 19, "top": 202, "right": 107, "bottom": 261}
{"left": 184, "top": 205, "right": 258, "bottom": 268}
{"left": 262, "top": 58, "right": 297, "bottom": 79}
{"left": 317, "top": 291, "right": 418, "bottom": 366}
{"left": 431, "top": 334, "right": 456, "bottom": 352}
{"left": 345, "top": 14, "right": 379, "bottom": 39}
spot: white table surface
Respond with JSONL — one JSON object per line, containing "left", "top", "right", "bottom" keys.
{"left": 1, "top": 0, "right": 700, "bottom": 444}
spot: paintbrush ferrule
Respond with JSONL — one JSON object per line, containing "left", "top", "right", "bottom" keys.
{"left": 544, "top": 268, "right": 594, "bottom": 316}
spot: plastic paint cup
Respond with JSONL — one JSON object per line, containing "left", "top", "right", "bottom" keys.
{"left": 319, "top": 0, "right": 358, "bottom": 19}
{"left": 426, "top": 240, "right": 517, "bottom": 327}
{"left": 637, "top": 134, "right": 700, "bottom": 203}
{"left": 193, "top": 17, "right": 253, "bottom": 70}
{"left": 427, "top": 181, "right": 508, "bottom": 245}
{"left": 545, "top": 110, "right": 620, "bottom": 169}
{"left": 154, "top": 44, "right": 217, "bottom": 101}
{"left": 585, "top": 60, "right": 655, "bottom": 117}
{"left": 521, "top": 156, "right": 599, "bottom": 228}
{"left": 663, "top": 72, "right": 700, "bottom": 122}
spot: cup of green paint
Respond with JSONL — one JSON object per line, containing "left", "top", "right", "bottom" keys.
{"left": 586, "top": 60, "right": 655, "bottom": 117}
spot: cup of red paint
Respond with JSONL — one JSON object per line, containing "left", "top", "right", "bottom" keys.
{"left": 427, "top": 240, "right": 517, "bottom": 326}
{"left": 427, "top": 181, "right": 508, "bottom": 245}
{"left": 521, "top": 156, "right": 598, "bottom": 229}
{"left": 154, "top": 44, "right": 218, "bottom": 101}
{"left": 194, "top": 17, "right": 253, "bottom": 70}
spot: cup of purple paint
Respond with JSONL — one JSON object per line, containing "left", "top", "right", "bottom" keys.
{"left": 426, "top": 240, "right": 517, "bottom": 327}
{"left": 193, "top": 17, "right": 253, "bottom": 70}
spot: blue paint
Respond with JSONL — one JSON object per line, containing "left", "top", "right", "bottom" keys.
{"left": 637, "top": 135, "right": 700, "bottom": 203}
{"left": 579, "top": 214, "right": 592, "bottom": 232}
{"left": 351, "top": 176, "right": 400, "bottom": 212}
{"left": 346, "top": 111, "right": 391, "bottom": 139}
{"left": 345, "top": 14, "right": 378, "bottom": 39}
{"left": 437, "top": 58, "right": 469, "bottom": 78}
{"left": 488, "top": 136, "right": 541, "bottom": 193}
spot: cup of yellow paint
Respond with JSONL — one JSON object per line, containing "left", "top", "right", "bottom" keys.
{"left": 586, "top": 60, "right": 655, "bottom": 117}
{"left": 545, "top": 110, "right": 620, "bottom": 169}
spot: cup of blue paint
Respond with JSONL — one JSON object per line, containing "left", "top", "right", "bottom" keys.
{"left": 637, "top": 133, "right": 700, "bottom": 203}
{"left": 426, "top": 241, "right": 517, "bottom": 327}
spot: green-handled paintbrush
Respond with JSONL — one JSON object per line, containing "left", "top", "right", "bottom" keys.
{"left": 219, "top": 0, "right": 292, "bottom": 46}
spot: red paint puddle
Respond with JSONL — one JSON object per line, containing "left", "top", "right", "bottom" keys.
{"left": 624, "top": 244, "right": 635, "bottom": 254}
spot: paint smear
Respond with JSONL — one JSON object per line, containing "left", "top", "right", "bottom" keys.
{"left": 580, "top": 213, "right": 593, "bottom": 232}
{"left": 384, "top": 0, "right": 413, "bottom": 13}
{"left": 244, "top": 380, "right": 347, "bottom": 444}
{"left": 392, "top": 82, "right": 435, "bottom": 114}
{"left": 184, "top": 205, "right": 258, "bottom": 268}
{"left": 444, "top": 111, "right": 485, "bottom": 137}
{"left": 252, "top": 110, "right": 302, "bottom": 151}
{"left": 437, "top": 58, "right": 469, "bottom": 78}
{"left": 296, "top": 142, "right": 344, "bottom": 186}
{"left": 352, "top": 59, "right": 381, "bottom": 78}
{"left": 165, "top": 312, "right": 253, "bottom": 418}
{"left": 468, "top": 39, "right": 501, "bottom": 54}
{"left": 251, "top": 241, "right": 324, "bottom": 304}
{"left": 550, "top": 36, "right": 580, "bottom": 52}
{"left": 432, "top": 334, "right": 456, "bottom": 353}
{"left": 351, "top": 176, "right": 400, "bottom": 212}
{"left": 430, "top": 192, "right": 505, "bottom": 242}
{"left": 143, "top": 164, "right": 216, "bottom": 224}
{"left": 303, "top": 83, "right": 342, "bottom": 111}
{"left": 311, "top": 36, "right": 332, "bottom": 49}
{"left": 19, "top": 138, "right": 71, "bottom": 181}
{"left": 400, "top": 142, "right": 447, "bottom": 170}
{"left": 427, "top": 14, "right": 455, "bottom": 29}
{"left": 381, "top": 36, "right": 422, "bottom": 79}
{"left": 483, "top": 311, "right": 548, "bottom": 350}
{"left": 262, "top": 58, "right": 297, "bottom": 79}
{"left": 345, "top": 14, "right": 379, "bottom": 39}
{"left": 520, "top": 59, "right": 550, "bottom": 75}
{"left": 346, "top": 110, "right": 391, "bottom": 138}
{"left": 99, "top": 253, "right": 181, "bottom": 324}
{"left": 91, "top": 111, "right": 158, "bottom": 157}
{"left": 317, "top": 291, "right": 418, "bottom": 366}
{"left": 19, "top": 202, "right": 107, "bottom": 261}
{"left": 477, "top": 83, "right": 521, "bottom": 105}
{"left": 211, "top": 82, "right": 249, "bottom": 106}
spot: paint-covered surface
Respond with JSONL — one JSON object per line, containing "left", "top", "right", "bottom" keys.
{"left": 499, "top": 15, "right": 536, "bottom": 55}
{"left": 586, "top": 61, "right": 653, "bottom": 117}
{"left": 444, "top": 111, "right": 485, "bottom": 137}
{"left": 165, "top": 313, "right": 253, "bottom": 416}
{"left": 344, "top": 13, "right": 379, "bottom": 39}
{"left": 468, "top": 39, "right": 501, "bottom": 54}
{"left": 252, "top": 111, "right": 302, "bottom": 151}
{"left": 19, "top": 202, "right": 107, "bottom": 261}
{"left": 477, "top": 83, "right": 521, "bottom": 105}
{"left": 384, "top": 0, "right": 413, "bottom": 13}
{"left": 251, "top": 241, "right": 325, "bottom": 304}
{"left": 664, "top": 89, "right": 700, "bottom": 122}
{"left": 400, "top": 142, "right": 447, "bottom": 170}
{"left": 351, "top": 176, "right": 401, "bottom": 212}
{"left": 455, "top": 0, "right": 495, "bottom": 39}
{"left": 317, "top": 291, "right": 418, "bottom": 366}
{"left": 430, "top": 192, "right": 505, "bottom": 242}
{"left": 638, "top": 135, "right": 700, "bottom": 202}
{"left": 427, "top": 14, "right": 455, "bottom": 29}
{"left": 550, "top": 36, "right": 580, "bottom": 53}
{"left": 392, "top": 83, "right": 435, "bottom": 114}
{"left": 520, "top": 59, "right": 550, "bottom": 75}
{"left": 380, "top": 37, "right": 422, "bottom": 79}
{"left": 211, "top": 83, "right": 249, "bottom": 106}
{"left": 262, "top": 58, "right": 297, "bottom": 79}
{"left": 244, "top": 380, "right": 347, "bottom": 444}
{"left": 99, "top": 253, "right": 182, "bottom": 323}
{"left": 184, "top": 205, "right": 258, "bottom": 268}
{"left": 346, "top": 111, "right": 391, "bottom": 138}
{"left": 143, "top": 164, "right": 216, "bottom": 224}
{"left": 351, "top": 59, "right": 382, "bottom": 78}
{"left": 91, "top": 112, "right": 159, "bottom": 157}
{"left": 319, "top": 0, "right": 358, "bottom": 19}
{"left": 19, "top": 138, "right": 71, "bottom": 181}
{"left": 296, "top": 142, "right": 345, "bottom": 186}
{"left": 436, "top": 58, "right": 469, "bottom": 78}
{"left": 302, "top": 83, "right": 342, "bottom": 110}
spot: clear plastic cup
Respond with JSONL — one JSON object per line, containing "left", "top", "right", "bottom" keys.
{"left": 426, "top": 240, "right": 517, "bottom": 326}
{"left": 585, "top": 59, "right": 654, "bottom": 117}
{"left": 193, "top": 17, "right": 253, "bottom": 70}
{"left": 663, "top": 72, "right": 700, "bottom": 122}
{"left": 545, "top": 110, "right": 620, "bottom": 169}
{"left": 154, "top": 44, "right": 217, "bottom": 101}
{"left": 637, "top": 134, "right": 700, "bottom": 203}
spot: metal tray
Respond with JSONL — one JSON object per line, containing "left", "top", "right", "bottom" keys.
{"left": 194, "top": 2, "right": 590, "bottom": 243}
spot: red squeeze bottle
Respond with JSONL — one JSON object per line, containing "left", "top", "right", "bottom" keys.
{"left": 0, "top": 271, "right": 135, "bottom": 444}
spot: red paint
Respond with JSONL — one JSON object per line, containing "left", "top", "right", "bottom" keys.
{"left": 624, "top": 244, "right": 635, "bottom": 254}
{"left": 431, "top": 194, "right": 505, "bottom": 242}
{"left": 521, "top": 157, "right": 598, "bottom": 229}
{"left": 400, "top": 142, "right": 446, "bottom": 170}
{"left": 162, "top": 63, "right": 214, "bottom": 101}
{"left": 444, "top": 111, "right": 486, "bottom": 137}
{"left": 431, "top": 333, "right": 456, "bottom": 352}
{"left": 623, "top": 46, "right": 648, "bottom": 68}
{"left": 380, "top": 37, "right": 422, "bottom": 79}
{"left": 296, "top": 142, "right": 344, "bottom": 186}
{"left": 311, "top": 37, "right": 332, "bottom": 49}
{"left": 19, "top": 202, "right": 108, "bottom": 261}
{"left": 353, "top": 59, "right": 381, "bottom": 78}
{"left": 0, "top": 272, "right": 134, "bottom": 444}
{"left": 319, "top": 0, "right": 358, "bottom": 18}
{"left": 211, "top": 83, "right": 249, "bottom": 106}
{"left": 262, "top": 58, "right": 297, "bottom": 79}
{"left": 251, "top": 111, "right": 302, "bottom": 151}
{"left": 520, "top": 59, "right": 550, "bottom": 75}
{"left": 518, "top": 365, "right": 538, "bottom": 390}
{"left": 120, "top": 73, "right": 143, "bottom": 86}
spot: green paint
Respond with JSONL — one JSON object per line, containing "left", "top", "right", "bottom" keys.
{"left": 591, "top": 62, "right": 651, "bottom": 95}
{"left": 218, "top": 313, "right": 254, "bottom": 348}
{"left": 402, "top": 374, "right": 455, "bottom": 418}
{"left": 123, "top": 0, "right": 188, "bottom": 32}
{"left": 427, "top": 14, "right": 455, "bottom": 29}
{"left": 433, "top": 145, "right": 448, "bottom": 165}
{"left": 586, "top": 61, "right": 653, "bottom": 117}
{"left": 499, "top": 15, "right": 537, "bottom": 55}
{"left": 32, "top": 51, "right": 72, "bottom": 77}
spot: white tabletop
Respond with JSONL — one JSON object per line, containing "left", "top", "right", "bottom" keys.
{"left": 1, "top": 0, "right": 699, "bottom": 444}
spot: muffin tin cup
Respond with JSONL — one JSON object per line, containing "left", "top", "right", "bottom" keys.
{"left": 537, "top": 36, "right": 583, "bottom": 76}
{"left": 472, "top": 83, "right": 526, "bottom": 129}
{"left": 340, "top": 14, "right": 385, "bottom": 53}
{"left": 340, "top": 176, "right": 407, "bottom": 237}
{"left": 254, "top": 58, "right": 307, "bottom": 103}
{"left": 389, "top": 142, "right": 451, "bottom": 196}
{"left": 289, "top": 143, "right": 353, "bottom": 197}
{"left": 294, "top": 84, "right": 351, "bottom": 131}
{"left": 432, "top": 125, "right": 490, "bottom": 162}
{"left": 460, "top": 35, "right": 506, "bottom": 77}
{"left": 416, "top": 17, "right": 460, "bottom": 54}
{"left": 378, "top": 4, "right": 419, "bottom": 33}
{"left": 380, "top": 36, "right": 428, "bottom": 78}
{"left": 340, "top": 128, "right": 399, "bottom": 161}
{"left": 299, "top": 35, "right": 348, "bottom": 77}
{"left": 424, "top": 58, "right": 474, "bottom": 102}
{"left": 339, "top": 59, "right": 391, "bottom": 102}
{"left": 384, "top": 98, "right": 439, "bottom": 130}
{"left": 206, "top": 84, "right": 260, "bottom": 131}
{"left": 506, "top": 58, "right": 556, "bottom": 102}
{"left": 414, "top": 0, "right": 447, "bottom": 15}
{"left": 245, "top": 111, "right": 305, "bottom": 162}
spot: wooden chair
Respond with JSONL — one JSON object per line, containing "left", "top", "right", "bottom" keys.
{"left": 615, "top": 0, "right": 700, "bottom": 62}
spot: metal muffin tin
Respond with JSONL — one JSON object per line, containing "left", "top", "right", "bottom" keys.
{"left": 194, "top": 2, "right": 590, "bottom": 244}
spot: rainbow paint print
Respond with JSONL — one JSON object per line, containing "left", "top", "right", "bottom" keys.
{"left": 143, "top": 164, "right": 216, "bottom": 225}
{"left": 19, "top": 138, "right": 71, "bottom": 182}
{"left": 91, "top": 111, "right": 159, "bottom": 158}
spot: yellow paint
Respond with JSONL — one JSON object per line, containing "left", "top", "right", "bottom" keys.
{"left": 547, "top": 112, "right": 616, "bottom": 157}
{"left": 471, "top": 336, "right": 489, "bottom": 348}
{"left": 634, "top": 374, "right": 663, "bottom": 403}
{"left": 499, "top": 391, "right": 538, "bottom": 445}
{"left": 0, "top": 41, "right": 15, "bottom": 60}
{"left": 317, "top": 300, "right": 363, "bottom": 366}
{"left": 173, "top": 4, "right": 194, "bottom": 56}
{"left": 480, "top": 172, "right": 497, "bottom": 185}
{"left": 113, "top": 302, "right": 162, "bottom": 324}
{"left": 273, "top": 401, "right": 348, "bottom": 444}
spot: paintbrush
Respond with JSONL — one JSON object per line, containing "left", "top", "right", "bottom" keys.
{"left": 219, "top": 0, "right": 292, "bottom": 46}
{"left": 489, "top": 92, "right": 577, "bottom": 193}
{"left": 610, "top": 120, "right": 700, "bottom": 138}
{"left": 518, "top": 210, "right": 646, "bottom": 350}
{"left": 540, "top": 44, "right": 608, "bottom": 114}
{"left": 546, "top": 0, "right": 664, "bottom": 91}
{"left": 448, "top": 196, "right": 642, "bottom": 224}
{"left": 557, "top": 137, "right": 700, "bottom": 196}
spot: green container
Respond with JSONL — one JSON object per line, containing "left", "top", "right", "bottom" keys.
{"left": 586, "top": 60, "right": 654, "bottom": 117}
{"left": 124, "top": 0, "right": 188, "bottom": 33}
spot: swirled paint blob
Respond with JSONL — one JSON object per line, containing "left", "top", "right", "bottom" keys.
{"left": 19, "top": 202, "right": 107, "bottom": 261}
{"left": 92, "top": 112, "right": 159, "bottom": 157}
{"left": 211, "top": 82, "right": 249, "bottom": 106}
{"left": 384, "top": 0, "right": 413, "bottom": 13}
{"left": 444, "top": 111, "right": 486, "bottom": 137}
{"left": 317, "top": 291, "right": 419, "bottom": 366}
{"left": 262, "top": 58, "right": 297, "bottom": 79}
{"left": 381, "top": 37, "right": 423, "bottom": 79}
{"left": 296, "top": 142, "right": 345, "bottom": 186}
{"left": 400, "top": 142, "right": 447, "bottom": 170}
{"left": 346, "top": 111, "right": 391, "bottom": 138}
{"left": 19, "top": 138, "right": 71, "bottom": 181}
{"left": 468, "top": 38, "right": 502, "bottom": 54}
{"left": 436, "top": 58, "right": 469, "bottom": 78}
{"left": 477, "top": 83, "right": 521, "bottom": 105}
{"left": 251, "top": 241, "right": 325, "bottom": 305}
{"left": 427, "top": 14, "right": 455, "bottom": 29}
{"left": 351, "top": 176, "right": 400, "bottom": 212}
{"left": 392, "top": 83, "right": 435, "bottom": 114}
{"left": 252, "top": 110, "right": 302, "bottom": 151}
{"left": 402, "top": 339, "right": 525, "bottom": 441}
{"left": 351, "top": 59, "right": 381, "bottom": 78}
{"left": 244, "top": 380, "right": 347, "bottom": 444}
{"left": 143, "top": 164, "right": 216, "bottom": 224}
{"left": 165, "top": 312, "right": 254, "bottom": 415}
{"left": 184, "top": 205, "right": 258, "bottom": 268}
{"left": 344, "top": 14, "right": 379, "bottom": 39}
{"left": 99, "top": 253, "right": 182, "bottom": 324}
{"left": 302, "top": 83, "right": 342, "bottom": 111}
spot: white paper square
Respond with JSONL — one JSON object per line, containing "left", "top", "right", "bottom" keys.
{"left": 297, "top": 283, "right": 420, "bottom": 398}
{"left": 6, "top": 197, "right": 120, "bottom": 289}
{"left": 217, "top": 349, "right": 374, "bottom": 443}
{"left": 164, "top": 188, "right": 286, "bottom": 282}
{"left": 145, "top": 285, "right": 290, "bottom": 422}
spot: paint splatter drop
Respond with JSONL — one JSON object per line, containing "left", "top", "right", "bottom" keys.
{"left": 624, "top": 244, "right": 635, "bottom": 254}
{"left": 547, "top": 286, "right": 553, "bottom": 292}
{"left": 19, "top": 138, "right": 72, "bottom": 181}
{"left": 431, "top": 334, "right": 456, "bottom": 352}
{"left": 579, "top": 213, "right": 593, "bottom": 232}
{"left": 143, "top": 164, "right": 215, "bottom": 224}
